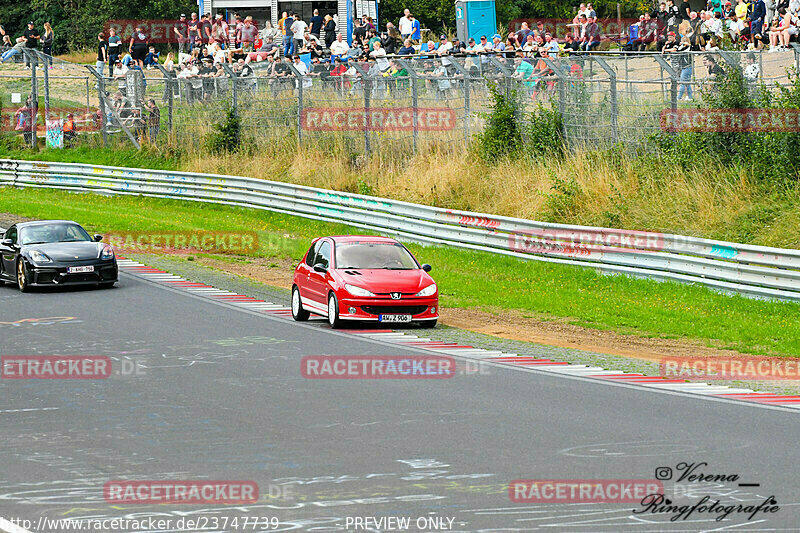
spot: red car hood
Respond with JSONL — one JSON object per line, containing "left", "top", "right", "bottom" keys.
{"left": 335, "top": 269, "right": 435, "bottom": 294}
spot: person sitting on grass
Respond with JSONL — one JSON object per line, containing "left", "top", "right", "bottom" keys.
{"left": 144, "top": 46, "right": 160, "bottom": 69}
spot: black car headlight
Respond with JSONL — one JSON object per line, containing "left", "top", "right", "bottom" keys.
{"left": 29, "top": 250, "right": 52, "bottom": 264}
{"left": 100, "top": 245, "right": 115, "bottom": 260}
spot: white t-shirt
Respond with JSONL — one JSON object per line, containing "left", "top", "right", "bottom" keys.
{"left": 398, "top": 16, "right": 413, "bottom": 35}
{"left": 370, "top": 47, "right": 390, "bottom": 71}
{"left": 331, "top": 40, "right": 350, "bottom": 55}
{"left": 292, "top": 20, "right": 308, "bottom": 39}
{"left": 294, "top": 60, "right": 313, "bottom": 88}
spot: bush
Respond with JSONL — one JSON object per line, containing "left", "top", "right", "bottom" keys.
{"left": 651, "top": 63, "right": 800, "bottom": 181}
{"left": 208, "top": 106, "right": 242, "bottom": 154}
{"left": 474, "top": 80, "right": 523, "bottom": 161}
{"left": 523, "top": 103, "right": 565, "bottom": 159}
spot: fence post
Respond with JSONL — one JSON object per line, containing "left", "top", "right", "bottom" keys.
{"left": 38, "top": 52, "right": 50, "bottom": 124}
{"left": 154, "top": 63, "right": 174, "bottom": 135}
{"left": 85, "top": 77, "right": 90, "bottom": 116}
{"left": 653, "top": 55, "right": 679, "bottom": 111}
{"left": 793, "top": 44, "right": 800, "bottom": 75}
{"left": 542, "top": 56, "right": 568, "bottom": 145}
{"left": 591, "top": 56, "right": 618, "bottom": 144}
{"left": 397, "top": 59, "right": 420, "bottom": 152}
{"left": 220, "top": 64, "right": 238, "bottom": 119}
{"left": 86, "top": 65, "right": 139, "bottom": 149}
{"left": 24, "top": 50, "right": 38, "bottom": 150}
{"left": 443, "top": 58, "right": 470, "bottom": 146}
{"left": 285, "top": 62, "right": 305, "bottom": 144}
{"left": 717, "top": 51, "right": 742, "bottom": 76}
{"left": 364, "top": 74, "right": 371, "bottom": 154}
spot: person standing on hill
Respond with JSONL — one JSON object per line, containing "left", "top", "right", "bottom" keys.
{"left": 291, "top": 14, "right": 307, "bottom": 57}
{"left": 22, "top": 21, "right": 39, "bottom": 69}
{"left": 283, "top": 12, "right": 295, "bottom": 56}
{"left": 41, "top": 22, "right": 54, "bottom": 64}
{"left": 324, "top": 16, "right": 336, "bottom": 48}
{"left": 96, "top": 33, "right": 108, "bottom": 77}
{"left": 309, "top": 9, "right": 323, "bottom": 38}
{"left": 107, "top": 27, "right": 121, "bottom": 76}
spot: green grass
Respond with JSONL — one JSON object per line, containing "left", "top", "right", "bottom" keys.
{"left": 2, "top": 186, "right": 800, "bottom": 357}
{"left": 0, "top": 144, "right": 178, "bottom": 169}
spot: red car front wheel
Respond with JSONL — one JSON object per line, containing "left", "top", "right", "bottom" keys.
{"left": 327, "top": 293, "right": 342, "bottom": 329}
{"left": 292, "top": 286, "right": 310, "bottom": 321}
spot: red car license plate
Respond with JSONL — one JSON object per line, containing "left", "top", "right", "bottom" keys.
{"left": 379, "top": 314, "right": 412, "bottom": 323}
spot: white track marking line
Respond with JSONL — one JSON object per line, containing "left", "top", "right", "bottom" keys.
{"left": 120, "top": 264, "right": 800, "bottom": 412}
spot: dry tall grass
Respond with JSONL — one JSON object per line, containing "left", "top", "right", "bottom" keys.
{"left": 55, "top": 50, "right": 95, "bottom": 65}
{"left": 178, "top": 144, "right": 800, "bottom": 247}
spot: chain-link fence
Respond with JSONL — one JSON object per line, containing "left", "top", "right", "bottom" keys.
{"left": 7, "top": 46, "right": 800, "bottom": 153}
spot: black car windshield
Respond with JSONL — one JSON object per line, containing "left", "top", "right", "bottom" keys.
{"left": 336, "top": 243, "right": 419, "bottom": 270}
{"left": 20, "top": 223, "right": 93, "bottom": 245}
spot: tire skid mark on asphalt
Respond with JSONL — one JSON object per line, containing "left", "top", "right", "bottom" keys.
{"left": 116, "top": 258, "right": 800, "bottom": 413}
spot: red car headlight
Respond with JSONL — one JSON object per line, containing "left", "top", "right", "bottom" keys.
{"left": 415, "top": 284, "right": 437, "bottom": 297}
{"left": 345, "top": 283, "right": 376, "bottom": 297}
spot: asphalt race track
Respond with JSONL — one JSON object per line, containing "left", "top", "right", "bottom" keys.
{"left": 1, "top": 269, "right": 799, "bottom": 532}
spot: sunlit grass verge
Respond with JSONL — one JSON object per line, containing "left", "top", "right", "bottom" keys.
{"left": 2, "top": 186, "right": 799, "bottom": 357}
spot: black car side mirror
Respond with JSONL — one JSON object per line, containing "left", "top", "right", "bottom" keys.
{"left": 94, "top": 234, "right": 104, "bottom": 242}
{"left": 313, "top": 263, "right": 328, "bottom": 273}
{"left": 421, "top": 263, "right": 432, "bottom": 272}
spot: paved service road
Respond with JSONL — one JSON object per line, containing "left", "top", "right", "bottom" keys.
{"left": 0, "top": 272, "right": 798, "bottom": 532}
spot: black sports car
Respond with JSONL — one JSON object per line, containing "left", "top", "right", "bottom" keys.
{"left": 0, "top": 220, "right": 118, "bottom": 292}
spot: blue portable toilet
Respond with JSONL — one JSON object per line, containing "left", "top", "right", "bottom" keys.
{"left": 455, "top": 0, "right": 497, "bottom": 44}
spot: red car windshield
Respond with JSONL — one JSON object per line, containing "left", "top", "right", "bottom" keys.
{"left": 335, "top": 242, "right": 419, "bottom": 270}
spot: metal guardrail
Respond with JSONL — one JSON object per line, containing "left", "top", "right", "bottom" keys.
{"left": 2, "top": 158, "right": 800, "bottom": 302}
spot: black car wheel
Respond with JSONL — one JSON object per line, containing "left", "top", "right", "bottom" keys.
{"left": 291, "top": 286, "right": 309, "bottom": 321}
{"left": 17, "top": 259, "right": 30, "bottom": 293}
{"left": 327, "top": 293, "right": 341, "bottom": 329}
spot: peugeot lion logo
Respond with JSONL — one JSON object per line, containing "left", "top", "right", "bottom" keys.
{"left": 390, "top": 292, "right": 401, "bottom": 300}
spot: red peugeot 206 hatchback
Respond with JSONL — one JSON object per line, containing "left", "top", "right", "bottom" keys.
{"left": 291, "top": 236, "right": 439, "bottom": 328}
